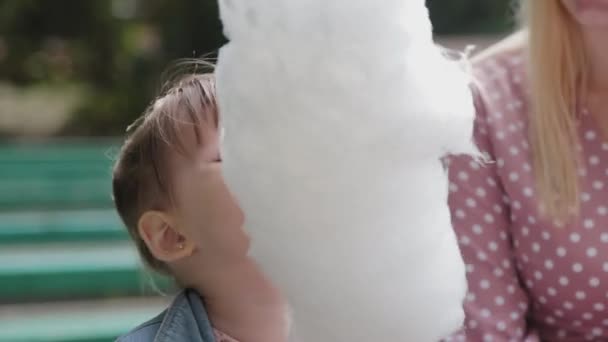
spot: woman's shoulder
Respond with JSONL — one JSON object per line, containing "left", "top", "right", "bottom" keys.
{"left": 467, "top": 35, "right": 530, "bottom": 134}
{"left": 470, "top": 33, "right": 528, "bottom": 101}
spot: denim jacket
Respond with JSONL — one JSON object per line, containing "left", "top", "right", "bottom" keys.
{"left": 116, "top": 289, "right": 216, "bottom": 342}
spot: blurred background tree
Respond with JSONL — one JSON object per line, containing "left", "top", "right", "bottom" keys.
{"left": 0, "top": 0, "right": 514, "bottom": 137}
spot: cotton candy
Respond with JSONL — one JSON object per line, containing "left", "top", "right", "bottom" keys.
{"left": 217, "top": 0, "right": 477, "bottom": 340}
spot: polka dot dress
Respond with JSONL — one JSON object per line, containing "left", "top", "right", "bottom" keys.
{"left": 445, "top": 48, "right": 608, "bottom": 341}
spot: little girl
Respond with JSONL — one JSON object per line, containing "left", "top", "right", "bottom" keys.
{"left": 112, "top": 71, "right": 288, "bottom": 342}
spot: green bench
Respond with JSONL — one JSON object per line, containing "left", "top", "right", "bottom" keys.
{"left": 0, "top": 141, "right": 171, "bottom": 302}
{"left": 0, "top": 141, "right": 118, "bottom": 210}
{"left": 0, "top": 141, "right": 171, "bottom": 342}
{"left": 0, "top": 210, "right": 126, "bottom": 245}
{"left": 0, "top": 297, "right": 167, "bottom": 342}
{"left": 0, "top": 242, "right": 168, "bottom": 302}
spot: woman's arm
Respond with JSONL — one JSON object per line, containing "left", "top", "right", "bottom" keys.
{"left": 446, "top": 87, "right": 540, "bottom": 341}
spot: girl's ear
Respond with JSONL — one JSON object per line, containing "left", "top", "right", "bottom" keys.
{"left": 138, "top": 210, "right": 194, "bottom": 263}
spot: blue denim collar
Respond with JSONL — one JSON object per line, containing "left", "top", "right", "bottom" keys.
{"left": 154, "top": 289, "right": 216, "bottom": 342}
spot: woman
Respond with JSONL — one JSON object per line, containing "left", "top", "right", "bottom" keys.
{"left": 447, "top": 0, "right": 608, "bottom": 340}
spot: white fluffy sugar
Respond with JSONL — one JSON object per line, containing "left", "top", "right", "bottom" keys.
{"left": 217, "top": 0, "right": 478, "bottom": 340}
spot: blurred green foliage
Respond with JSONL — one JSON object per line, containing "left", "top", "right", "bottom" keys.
{"left": 0, "top": 0, "right": 513, "bottom": 136}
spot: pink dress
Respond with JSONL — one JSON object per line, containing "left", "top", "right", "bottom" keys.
{"left": 446, "top": 48, "right": 608, "bottom": 341}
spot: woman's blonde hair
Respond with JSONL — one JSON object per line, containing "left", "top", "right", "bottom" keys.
{"left": 522, "top": 0, "right": 588, "bottom": 219}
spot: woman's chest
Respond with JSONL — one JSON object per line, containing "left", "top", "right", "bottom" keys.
{"left": 497, "top": 115, "right": 608, "bottom": 335}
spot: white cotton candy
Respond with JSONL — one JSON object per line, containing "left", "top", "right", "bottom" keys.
{"left": 217, "top": 0, "right": 477, "bottom": 341}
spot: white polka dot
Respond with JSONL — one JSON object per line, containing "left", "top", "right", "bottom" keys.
{"left": 594, "top": 303, "right": 605, "bottom": 312}
{"left": 495, "top": 296, "right": 505, "bottom": 306}
{"left": 528, "top": 216, "right": 537, "bottom": 224}
{"left": 583, "top": 312, "right": 594, "bottom": 320}
{"left": 466, "top": 198, "right": 477, "bottom": 208}
{"left": 480, "top": 309, "right": 491, "bottom": 318}
{"left": 466, "top": 264, "right": 475, "bottom": 273}
{"left": 497, "top": 159, "right": 505, "bottom": 168}
{"left": 557, "top": 247, "right": 567, "bottom": 257}
{"left": 532, "top": 242, "right": 541, "bottom": 253}
{"left": 488, "top": 241, "right": 498, "bottom": 251}
{"left": 593, "top": 181, "right": 604, "bottom": 190}
{"left": 584, "top": 219, "right": 595, "bottom": 229}
{"left": 496, "top": 131, "right": 505, "bottom": 140}
{"left": 476, "top": 187, "right": 487, "bottom": 198}
{"left": 542, "top": 231, "right": 551, "bottom": 240}
{"left": 510, "top": 146, "right": 519, "bottom": 155}
{"left": 455, "top": 209, "right": 466, "bottom": 219}
{"left": 468, "top": 320, "right": 478, "bottom": 329}
{"left": 480, "top": 279, "right": 491, "bottom": 289}
{"left": 449, "top": 182, "right": 459, "bottom": 193}
{"left": 590, "top": 155, "right": 600, "bottom": 165}
{"left": 547, "top": 287, "right": 557, "bottom": 296}
{"left": 545, "top": 260, "right": 554, "bottom": 270}
{"left": 545, "top": 316, "right": 556, "bottom": 325}
{"left": 510, "top": 311, "right": 519, "bottom": 320}
{"left": 512, "top": 200, "right": 522, "bottom": 210}
{"left": 477, "top": 251, "right": 488, "bottom": 261}
{"left": 554, "top": 219, "right": 565, "bottom": 228}
{"left": 604, "top": 262, "right": 608, "bottom": 272}
{"left": 484, "top": 213, "right": 495, "bottom": 223}
{"left": 601, "top": 233, "right": 608, "bottom": 243}
{"left": 521, "top": 226, "right": 530, "bottom": 236}
{"left": 579, "top": 168, "right": 588, "bottom": 177}
{"left": 603, "top": 319, "right": 608, "bottom": 326}
{"left": 573, "top": 263, "right": 584, "bottom": 273}
{"left": 507, "top": 284, "right": 516, "bottom": 295}
{"left": 509, "top": 172, "right": 519, "bottom": 182}
{"left": 570, "top": 233, "right": 581, "bottom": 243}
{"left": 592, "top": 328, "right": 603, "bottom": 336}
{"left": 493, "top": 205, "right": 503, "bottom": 214}
{"left": 487, "top": 178, "right": 497, "bottom": 187}
{"left": 496, "top": 321, "right": 506, "bottom": 331}
{"left": 483, "top": 334, "right": 494, "bottom": 342}
{"left": 523, "top": 187, "right": 533, "bottom": 197}
{"left": 534, "top": 271, "right": 543, "bottom": 280}
{"left": 557, "top": 330, "right": 567, "bottom": 338}
{"left": 590, "top": 277, "right": 600, "bottom": 287}
{"left": 472, "top": 224, "right": 483, "bottom": 235}
{"left": 460, "top": 235, "right": 471, "bottom": 245}
{"left": 493, "top": 267, "right": 504, "bottom": 277}
{"left": 564, "top": 301, "right": 574, "bottom": 310}
{"left": 509, "top": 124, "right": 517, "bottom": 132}
{"left": 523, "top": 163, "right": 531, "bottom": 172}
{"left": 586, "top": 130, "right": 597, "bottom": 140}
{"left": 525, "top": 279, "right": 534, "bottom": 288}
{"left": 502, "top": 259, "right": 511, "bottom": 269}
{"left": 559, "top": 276, "right": 570, "bottom": 286}
{"left": 466, "top": 292, "right": 476, "bottom": 302}
{"left": 518, "top": 302, "right": 528, "bottom": 311}
{"left": 469, "top": 160, "right": 481, "bottom": 170}
{"left": 598, "top": 206, "right": 608, "bottom": 216}
{"left": 582, "top": 192, "right": 591, "bottom": 202}
{"left": 587, "top": 247, "right": 598, "bottom": 258}
{"left": 458, "top": 171, "right": 469, "bottom": 181}
{"left": 576, "top": 291, "right": 587, "bottom": 300}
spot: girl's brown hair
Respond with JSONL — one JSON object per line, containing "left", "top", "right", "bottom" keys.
{"left": 112, "top": 63, "right": 217, "bottom": 274}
